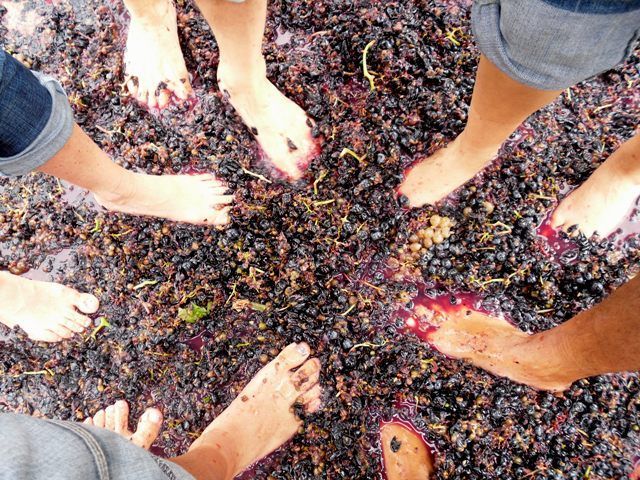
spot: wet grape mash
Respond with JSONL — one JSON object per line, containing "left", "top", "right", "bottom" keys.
{"left": 0, "top": 0, "right": 639, "bottom": 478}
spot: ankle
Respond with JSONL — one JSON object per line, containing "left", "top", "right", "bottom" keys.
{"left": 126, "top": 0, "right": 175, "bottom": 26}
{"left": 453, "top": 130, "right": 500, "bottom": 162}
{"left": 92, "top": 171, "right": 139, "bottom": 206}
{"left": 217, "top": 58, "right": 267, "bottom": 92}
{"left": 519, "top": 333, "right": 579, "bottom": 385}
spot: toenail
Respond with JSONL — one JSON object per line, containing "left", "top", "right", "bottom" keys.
{"left": 148, "top": 410, "right": 162, "bottom": 422}
{"left": 297, "top": 343, "right": 309, "bottom": 355}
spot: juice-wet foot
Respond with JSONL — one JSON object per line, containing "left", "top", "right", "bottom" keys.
{"left": 184, "top": 342, "right": 323, "bottom": 478}
{"left": 426, "top": 307, "right": 573, "bottom": 392}
{"left": 218, "top": 72, "right": 318, "bottom": 181}
{"left": 123, "top": 0, "right": 192, "bottom": 109}
{"left": 552, "top": 135, "right": 640, "bottom": 237}
{"left": 399, "top": 135, "right": 498, "bottom": 207}
{"left": 94, "top": 173, "right": 233, "bottom": 225}
{"left": 0, "top": 272, "right": 99, "bottom": 342}
{"left": 84, "top": 400, "right": 163, "bottom": 450}
{"left": 381, "top": 423, "right": 434, "bottom": 480}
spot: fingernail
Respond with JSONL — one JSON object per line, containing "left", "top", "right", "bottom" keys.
{"left": 297, "top": 343, "right": 309, "bottom": 355}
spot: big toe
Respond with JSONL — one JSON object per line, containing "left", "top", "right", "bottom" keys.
{"left": 274, "top": 342, "right": 311, "bottom": 372}
{"left": 75, "top": 293, "right": 100, "bottom": 314}
{"left": 130, "top": 408, "right": 163, "bottom": 449}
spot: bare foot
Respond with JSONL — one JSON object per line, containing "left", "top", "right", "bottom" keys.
{"left": 84, "top": 400, "right": 163, "bottom": 450}
{"left": 552, "top": 137, "right": 640, "bottom": 237}
{"left": 399, "top": 135, "right": 497, "bottom": 207}
{"left": 94, "top": 172, "right": 233, "bottom": 225}
{"left": 381, "top": 423, "right": 433, "bottom": 480}
{"left": 186, "top": 342, "right": 322, "bottom": 478}
{"left": 123, "top": 0, "right": 192, "bottom": 109}
{"left": 0, "top": 272, "right": 99, "bottom": 342}
{"left": 218, "top": 72, "right": 318, "bottom": 181}
{"left": 426, "top": 307, "right": 573, "bottom": 391}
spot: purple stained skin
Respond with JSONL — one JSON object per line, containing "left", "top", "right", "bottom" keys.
{"left": 0, "top": 0, "right": 638, "bottom": 479}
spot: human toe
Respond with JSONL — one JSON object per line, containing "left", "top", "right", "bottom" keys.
{"left": 48, "top": 322, "right": 75, "bottom": 339}
{"left": 63, "top": 315, "right": 87, "bottom": 333}
{"left": 93, "top": 409, "right": 106, "bottom": 428}
{"left": 131, "top": 408, "right": 163, "bottom": 449}
{"left": 297, "top": 383, "right": 322, "bottom": 409}
{"left": 74, "top": 292, "right": 100, "bottom": 314}
{"left": 291, "top": 358, "right": 321, "bottom": 391}
{"left": 274, "top": 342, "right": 311, "bottom": 372}
{"left": 105, "top": 404, "right": 117, "bottom": 431}
{"left": 113, "top": 400, "right": 130, "bottom": 435}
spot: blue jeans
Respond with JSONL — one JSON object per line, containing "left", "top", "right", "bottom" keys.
{"left": 0, "top": 50, "right": 74, "bottom": 177}
{"left": 472, "top": 0, "right": 640, "bottom": 89}
{"left": 0, "top": 413, "right": 194, "bottom": 480}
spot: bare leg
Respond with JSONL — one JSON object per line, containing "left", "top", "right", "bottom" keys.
{"left": 168, "top": 343, "right": 323, "bottom": 480}
{"left": 399, "top": 55, "right": 561, "bottom": 207}
{"left": 122, "top": 0, "right": 192, "bottom": 108}
{"left": 0, "top": 271, "right": 99, "bottom": 342}
{"left": 38, "top": 124, "right": 232, "bottom": 225}
{"left": 84, "top": 400, "right": 163, "bottom": 450}
{"left": 428, "top": 275, "right": 640, "bottom": 391}
{"left": 552, "top": 132, "right": 640, "bottom": 237}
{"left": 381, "top": 423, "right": 434, "bottom": 480}
{"left": 194, "top": 0, "right": 318, "bottom": 180}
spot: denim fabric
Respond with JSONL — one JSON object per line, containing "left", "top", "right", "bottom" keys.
{"left": 540, "top": 0, "right": 640, "bottom": 14}
{"left": 0, "top": 413, "right": 194, "bottom": 480}
{"left": 0, "top": 52, "right": 51, "bottom": 157}
{"left": 472, "top": 0, "right": 640, "bottom": 90}
{"left": 0, "top": 51, "right": 75, "bottom": 177}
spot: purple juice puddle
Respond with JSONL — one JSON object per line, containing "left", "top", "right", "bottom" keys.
{"left": 61, "top": 180, "right": 101, "bottom": 210}
{"left": 274, "top": 25, "right": 293, "bottom": 46}
{"left": 396, "top": 283, "right": 490, "bottom": 343}
{"left": 537, "top": 212, "right": 579, "bottom": 265}
{"left": 22, "top": 247, "right": 75, "bottom": 282}
{"left": 185, "top": 332, "right": 207, "bottom": 352}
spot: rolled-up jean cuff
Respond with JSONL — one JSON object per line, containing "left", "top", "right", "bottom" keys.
{"left": 0, "top": 72, "right": 74, "bottom": 177}
{"left": 0, "top": 413, "right": 194, "bottom": 480}
{"left": 471, "top": 0, "right": 640, "bottom": 90}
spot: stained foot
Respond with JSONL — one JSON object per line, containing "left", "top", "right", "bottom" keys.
{"left": 84, "top": 400, "right": 163, "bottom": 450}
{"left": 94, "top": 173, "right": 233, "bottom": 225}
{"left": 399, "top": 135, "right": 497, "bottom": 207}
{"left": 381, "top": 423, "right": 433, "bottom": 480}
{"left": 218, "top": 72, "right": 318, "bottom": 181}
{"left": 188, "top": 342, "right": 322, "bottom": 478}
{"left": 0, "top": 272, "right": 99, "bottom": 342}
{"left": 426, "top": 307, "right": 573, "bottom": 391}
{"left": 123, "top": 0, "right": 191, "bottom": 109}
{"left": 551, "top": 139, "right": 640, "bottom": 237}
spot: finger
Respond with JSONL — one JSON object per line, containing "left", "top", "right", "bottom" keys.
{"left": 83, "top": 417, "right": 94, "bottom": 426}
